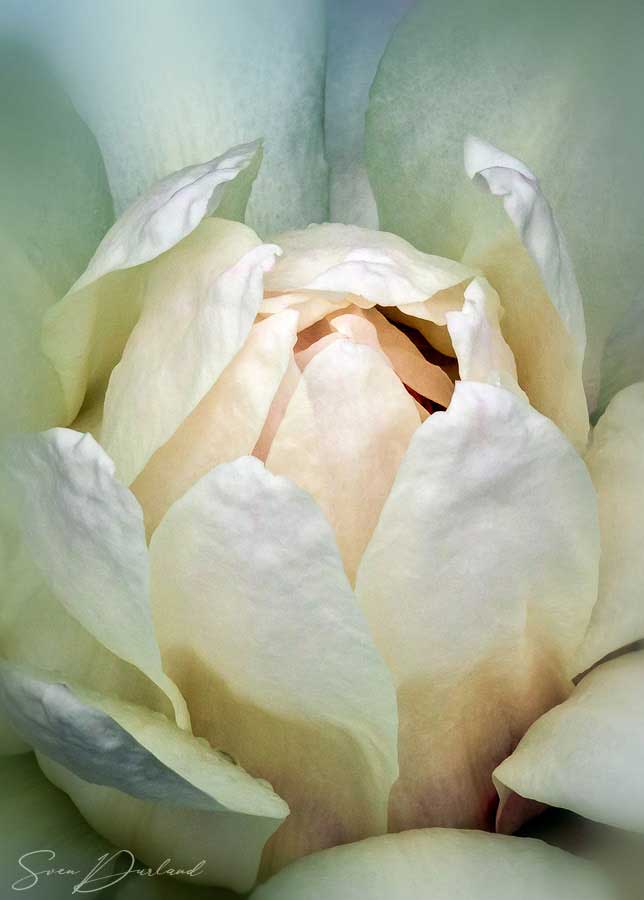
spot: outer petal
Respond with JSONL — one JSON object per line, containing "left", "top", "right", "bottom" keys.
{"left": 0, "top": 753, "right": 117, "bottom": 899}
{"left": 355, "top": 381, "right": 599, "bottom": 831}
{"left": 43, "top": 143, "right": 261, "bottom": 424}
{"left": 365, "top": 0, "right": 644, "bottom": 409}
{"left": 251, "top": 829, "right": 614, "bottom": 900}
{"left": 2, "top": 428, "right": 187, "bottom": 726}
{"left": 149, "top": 457, "right": 399, "bottom": 875}
{"left": 0, "top": 663, "right": 287, "bottom": 893}
{"left": 100, "top": 236, "right": 279, "bottom": 484}
{"left": 132, "top": 310, "right": 298, "bottom": 536}
{"left": 7, "top": 0, "right": 328, "bottom": 232}
{"left": 574, "top": 383, "right": 644, "bottom": 672}
{"left": 0, "top": 42, "right": 113, "bottom": 436}
{"left": 495, "top": 651, "right": 644, "bottom": 834}
{"left": 325, "top": 0, "right": 415, "bottom": 226}
{"left": 266, "top": 339, "right": 421, "bottom": 582}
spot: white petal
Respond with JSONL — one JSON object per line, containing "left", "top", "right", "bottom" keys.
{"left": 0, "top": 663, "right": 286, "bottom": 892}
{"left": 9, "top": 0, "right": 328, "bottom": 231}
{"left": 266, "top": 223, "right": 473, "bottom": 315}
{"left": 43, "top": 140, "right": 261, "bottom": 423}
{"left": 149, "top": 457, "right": 399, "bottom": 874}
{"left": 464, "top": 135, "right": 586, "bottom": 356}
{"left": 446, "top": 276, "right": 526, "bottom": 398}
{"left": 495, "top": 651, "right": 644, "bottom": 835}
{"left": 575, "top": 383, "right": 644, "bottom": 672}
{"left": 355, "top": 381, "right": 599, "bottom": 831}
{"left": 251, "top": 828, "right": 614, "bottom": 900}
{"left": 101, "top": 236, "right": 279, "bottom": 484}
{"left": 2, "top": 429, "right": 187, "bottom": 726}
{"left": 266, "top": 339, "right": 421, "bottom": 582}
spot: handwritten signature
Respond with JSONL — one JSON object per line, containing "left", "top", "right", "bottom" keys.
{"left": 12, "top": 850, "right": 206, "bottom": 893}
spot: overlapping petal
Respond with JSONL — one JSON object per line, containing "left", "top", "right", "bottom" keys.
{"left": 266, "top": 339, "right": 421, "bottom": 582}
{"left": 266, "top": 223, "right": 473, "bottom": 313}
{"left": 2, "top": 428, "right": 187, "bottom": 726}
{"left": 364, "top": 0, "right": 644, "bottom": 410}
{"left": 42, "top": 145, "right": 261, "bottom": 425}
{"left": 132, "top": 310, "right": 298, "bottom": 537}
{"left": 251, "top": 828, "right": 614, "bottom": 900}
{"left": 0, "top": 663, "right": 287, "bottom": 892}
{"left": 149, "top": 456, "right": 399, "bottom": 875}
{"left": 575, "top": 382, "right": 644, "bottom": 672}
{"left": 100, "top": 230, "right": 278, "bottom": 484}
{"left": 355, "top": 381, "right": 599, "bottom": 831}
{"left": 325, "top": 0, "right": 415, "bottom": 226}
{"left": 6, "top": 0, "right": 328, "bottom": 232}
{"left": 495, "top": 651, "right": 644, "bottom": 835}
{"left": 0, "top": 42, "right": 113, "bottom": 436}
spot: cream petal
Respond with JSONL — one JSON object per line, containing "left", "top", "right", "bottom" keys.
{"left": 495, "top": 651, "right": 644, "bottom": 835}
{"left": 355, "top": 381, "right": 599, "bottom": 831}
{"left": 251, "top": 828, "right": 614, "bottom": 900}
{"left": 265, "top": 223, "right": 473, "bottom": 309}
{"left": 0, "top": 663, "right": 286, "bottom": 893}
{"left": 43, "top": 140, "right": 261, "bottom": 424}
{"left": 352, "top": 307, "right": 454, "bottom": 407}
{"left": 101, "top": 237, "right": 279, "bottom": 484}
{"left": 266, "top": 339, "right": 421, "bottom": 582}
{"left": 149, "top": 457, "right": 399, "bottom": 875}
{"left": 131, "top": 310, "right": 298, "bottom": 537}
{"left": 461, "top": 145, "right": 589, "bottom": 450}
{"left": 252, "top": 357, "right": 302, "bottom": 463}
{"left": 574, "top": 383, "right": 644, "bottom": 672}
{"left": 2, "top": 429, "right": 187, "bottom": 726}
{"left": 446, "top": 277, "right": 526, "bottom": 399}
{"left": 465, "top": 136, "right": 586, "bottom": 356}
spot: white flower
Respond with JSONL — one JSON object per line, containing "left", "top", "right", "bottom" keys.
{"left": 1, "top": 2, "right": 643, "bottom": 899}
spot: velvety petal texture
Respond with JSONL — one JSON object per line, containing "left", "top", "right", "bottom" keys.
{"left": 149, "top": 457, "right": 399, "bottom": 875}
{"left": 2, "top": 428, "right": 187, "bottom": 726}
{"left": 495, "top": 652, "right": 644, "bottom": 834}
{"left": 43, "top": 141, "right": 261, "bottom": 425}
{"left": 251, "top": 829, "right": 614, "bottom": 900}
{"left": 365, "top": 0, "right": 644, "bottom": 410}
{"left": 0, "top": 663, "right": 287, "bottom": 892}
{"left": 355, "top": 381, "right": 599, "bottom": 832}
{"left": 6, "top": 0, "right": 328, "bottom": 232}
{"left": 575, "top": 382, "right": 644, "bottom": 672}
